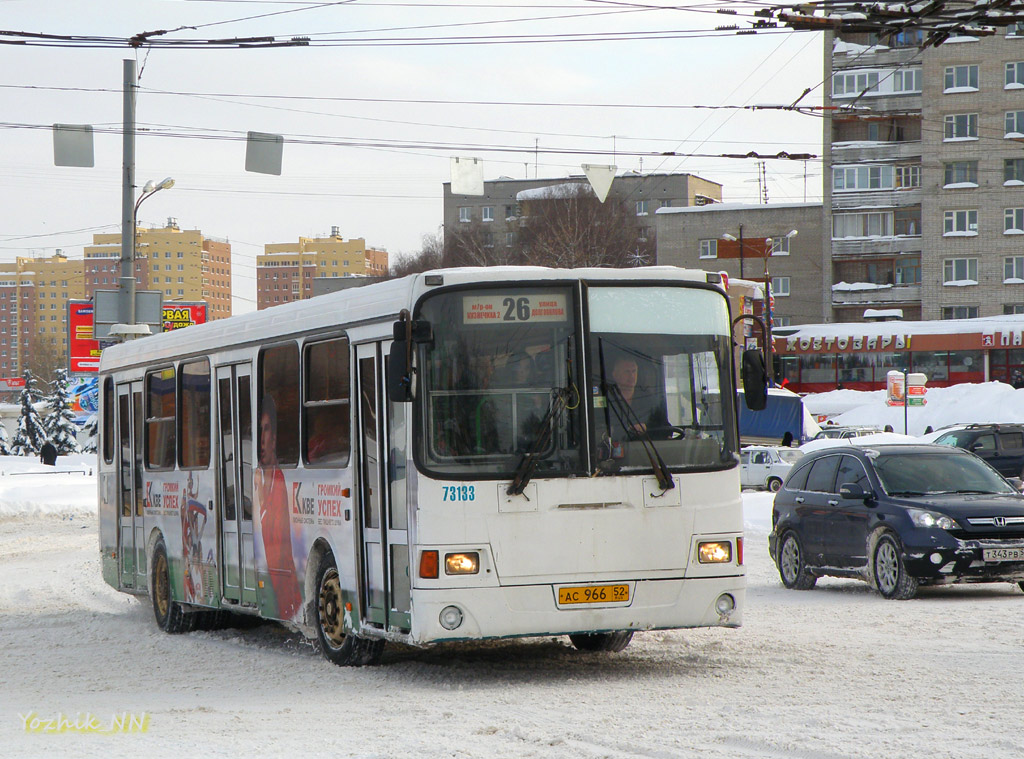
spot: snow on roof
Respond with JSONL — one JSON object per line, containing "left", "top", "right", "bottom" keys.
{"left": 777, "top": 313, "right": 1024, "bottom": 341}
{"left": 515, "top": 183, "right": 593, "bottom": 201}
{"left": 657, "top": 201, "right": 821, "bottom": 215}
{"left": 864, "top": 308, "right": 904, "bottom": 319}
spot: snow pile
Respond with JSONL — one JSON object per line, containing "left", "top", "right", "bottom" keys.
{"left": 0, "top": 454, "right": 96, "bottom": 516}
{"left": 804, "top": 381, "right": 1024, "bottom": 435}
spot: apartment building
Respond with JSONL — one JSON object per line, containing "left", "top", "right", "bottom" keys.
{"left": 0, "top": 253, "right": 85, "bottom": 376}
{"left": 656, "top": 201, "right": 824, "bottom": 328}
{"left": 256, "top": 226, "right": 388, "bottom": 310}
{"left": 442, "top": 172, "right": 722, "bottom": 252}
{"left": 83, "top": 219, "right": 233, "bottom": 320}
{"left": 826, "top": 26, "right": 1024, "bottom": 322}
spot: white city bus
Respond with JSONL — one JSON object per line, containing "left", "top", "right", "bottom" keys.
{"left": 98, "top": 266, "right": 766, "bottom": 665}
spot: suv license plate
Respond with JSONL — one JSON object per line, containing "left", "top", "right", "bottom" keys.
{"left": 558, "top": 584, "right": 629, "bottom": 605}
{"left": 983, "top": 548, "right": 1024, "bottom": 562}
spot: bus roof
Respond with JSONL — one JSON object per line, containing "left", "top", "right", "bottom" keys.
{"left": 99, "top": 265, "right": 717, "bottom": 372}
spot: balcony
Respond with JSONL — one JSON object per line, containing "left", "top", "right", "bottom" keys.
{"left": 830, "top": 140, "right": 922, "bottom": 163}
{"left": 831, "top": 236, "right": 922, "bottom": 257}
{"left": 832, "top": 43, "right": 922, "bottom": 69}
{"left": 831, "top": 283, "right": 921, "bottom": 306}
{"left": 832, "top": 188, "right": 921, "bottom": 210}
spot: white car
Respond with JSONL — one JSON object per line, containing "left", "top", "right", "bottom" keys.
{"left": 740, "top": 445, "right": 803, "bottom": 492}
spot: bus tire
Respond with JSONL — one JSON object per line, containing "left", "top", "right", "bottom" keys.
{"left": 569, "top": 631, "right": 634, "bottom": 653}
{"left": 151, "top": 540, "right": 194, "bottom": 634}
{"left": 315, "top": 553, "right": 385, "bottom": 666}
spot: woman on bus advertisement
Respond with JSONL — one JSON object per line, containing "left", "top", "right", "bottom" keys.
{"left": 254, "top": 394, "right": 303, "bottom": 621}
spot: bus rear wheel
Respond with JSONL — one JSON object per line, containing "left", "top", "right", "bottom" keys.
{"left": 569, "top": 631, "right": 634, "bottom": 653}
{"left": 315, "top": 554, "right": 384, "bottom": 666}
{"left": 152, "top": 540, "right": 194, "bottom": 634}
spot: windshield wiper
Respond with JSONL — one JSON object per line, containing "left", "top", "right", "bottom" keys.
{"left": 506, "top": 387, "right": 572, "bottom": 497}
{"left": 604, "top": 382, "right": 675, "bottom": 493}
{"left": 931, "top": 489, "right": 992, "bottom": 495}
{"left": 887, "top": 490, "right": 926, "bottom": 496}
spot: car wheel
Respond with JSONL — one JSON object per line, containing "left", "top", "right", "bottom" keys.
{"left": 870, "top": 532, "right": 918, "bottom": 600}
{"left": 315, "top": 553, "right": 384, "bottom": 666}
{"left": 767, "top": 477, "right": 783, "bottom": 493}
{"left": 777, "top": 531, "right": 817, "bottom": 590}
{"left": 569, "top": 631, "right": 634, "bottom": 652}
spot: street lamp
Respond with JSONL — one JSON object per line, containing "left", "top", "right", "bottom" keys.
{"left": 762, "top": 229, "right": 798, "bottom": 386}
{"left": 118, "top": 177, "right": 174, "bottom": 338}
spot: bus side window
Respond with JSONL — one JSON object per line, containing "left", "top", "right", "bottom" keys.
{"left": 179, "top": 358, "right": 211, "bottom": 469}
{"left": 259, "top": 343, "right": 300, "bottom": 468}
{"left": 146, "top": 368, "right": 176, "bottom": 470}
{"left": 102, "top": 377, "right": 114, "bottom": 465}
{"left": 304, "top": 337, "right": 351, "bottom": 467}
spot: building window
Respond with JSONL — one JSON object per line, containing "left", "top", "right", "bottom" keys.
{"left": 660, "top": 199, "right": 673, "bottom": 208}
{"left": 1006, "top": 158, "right": 1024, "bottom": 184}
{"left": 943, "top": 257, "right": 978, "bottom": 284}
{"left": 699, "top": 239, "right": 717, "bottom": 259}
{"left": 635, "top": 200, "right": 649, "bottom": 216}
{"left": 1006, "top": 256, "right": 1024, "bottom": 280}
{"left": 943, "top": 209, "right": 978, "bottom": 235}
{"left": 1005, "top": 304, "right": 1024, "bottom": 314}
{"left": 833, "top": 165, "right": 895, "bottom": 191}
{"left": 944, "top": 64, "right": 979, "bottom": 91}
{"left": 895, "top": 256, "right": 921, "bottom": 285}
{"left": 458, "top": 207, "right": 471, "bottom": 223}
{"left": 942, "top": 306, "right": 979, "bottom": 319}
{"left": 832, "top": 71, "right": 879, "bottom": 97}
{"left": 482, "top": 206, "right": 494, "bottom": 222}
{"left": 892, "top": 68, "right": 921, "bottom": 93}
{"left": 1006, "top": 208, "right": 1024, "bottom": 233}
{"left": 770, "top": 237, "right": 791, "bottom": 256}
{"left": 944, "top": 160, "right": 978, "bottom": 187}
{"left": 771, "top": 277, "right": 790, "bottom": 296}
{"left": 832, "top": 211, "right": 893, "bottom": 238}
{"left": 1008, "top": 61, "right": 1024, "bottom": 87}
{"left": 1008, "top": 111, "right": 1024, "bottom": 137}
{"left": 944, "top": 113, "right": 978, "bottom": 140}
{"left": 772, "top": 316, "right": 792, "bottom": 328}
{"left": 895, "top": 165, "right": 920, "bottom": 188}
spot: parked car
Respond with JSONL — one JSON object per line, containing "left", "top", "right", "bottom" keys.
{"left": 813, "top": 425, "right": 884, "bottom": 440}
{"left": 740, "top": 445, "right": 803, "bottom": 492}
{"left": 769, "top": 444, "right": 1024, "bottom": 599}
{"left": 932, "top": 424, "right": 1024, "bottom": 479}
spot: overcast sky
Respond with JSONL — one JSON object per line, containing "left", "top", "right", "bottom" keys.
{"left": 0, "top": 0, "right": 823, "bottom": 311}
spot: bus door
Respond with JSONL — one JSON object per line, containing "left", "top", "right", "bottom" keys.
{"left": 216, "top": 364, "right": 258, "bottom": 606}
{"left": 355, "top": 341, "right": 411, "bottom": 632}
{"left": 116, "top": 381, "right": 145, "bottom": 590}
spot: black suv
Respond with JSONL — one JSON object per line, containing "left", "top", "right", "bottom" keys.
{"left": 769, "top": 444, "right": 1024, "bottom": 599}
{"left": 933, "top": 424, "right": 1024, "bottom": 478}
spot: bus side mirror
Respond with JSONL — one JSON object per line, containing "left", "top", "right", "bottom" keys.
{"left": 741, "top": 349, "right": 768, "bottom": 411}
{"left": 387, "top": 340, "right": 412, "bottom": 402}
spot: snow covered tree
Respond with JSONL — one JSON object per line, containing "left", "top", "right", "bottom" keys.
{"left": 80, "top": 414, "right": 98, "bottom": 455}
{"left": 11, "top": 371, "right": 47, "bottom": 456}
{"left": 0, "top": 418, "right": 11, "bottom": 456}
{"left": 43, "top": 368, "right": 79, "bottom": 455}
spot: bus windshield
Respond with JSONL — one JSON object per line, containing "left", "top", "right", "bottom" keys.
{"left": 417, "top": 286, "right": 583, "bottom": 477}
{"left": 588, "top": 285, "right": 737, "bottom": 472}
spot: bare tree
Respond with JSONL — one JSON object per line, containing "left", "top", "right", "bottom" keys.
{"left": 389, "top": 230, "right": 445, "bottom": 278}
{"left": 443, "top": 222, "right": 522, "bottom": 268}
{"left": 515, "top": 185, "right": 654, "bottom": 269}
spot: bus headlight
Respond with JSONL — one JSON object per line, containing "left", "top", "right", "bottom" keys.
{"left": 445, "top": 552, "right": 479, "bottom": 575}
{"left": 697, "top": 541, "right": 732, "bottom": 564}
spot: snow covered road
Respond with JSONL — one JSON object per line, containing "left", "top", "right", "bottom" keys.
{"left": 2, "top": 493, "right": 1024, "bottom": 759}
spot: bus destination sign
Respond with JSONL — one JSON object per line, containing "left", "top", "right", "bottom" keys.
{"left": 462, "top": 294, "right": 568, "bottom": 324}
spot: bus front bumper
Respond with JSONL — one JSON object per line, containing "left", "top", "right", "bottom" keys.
{"left": 409, "top": 575, "right": 744, "bottom": 644}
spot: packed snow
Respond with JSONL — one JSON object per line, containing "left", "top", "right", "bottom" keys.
{"left": 3, "top": 385, "right": 1024, "bottom": 757}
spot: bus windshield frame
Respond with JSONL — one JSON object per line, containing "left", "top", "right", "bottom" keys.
{"left": 412, "top": 279, "right": 739, "bottom": 481}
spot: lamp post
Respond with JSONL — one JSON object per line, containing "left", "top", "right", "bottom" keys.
{"left": 121, "top": 177, "right": 174, "bottom": 337}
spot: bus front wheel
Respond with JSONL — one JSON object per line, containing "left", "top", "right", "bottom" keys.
{"left": 315, "top": 554, "right": 384, "bottom": 666}
{"left": 569, "top": 631, "right": 633, "bottom": 653}
{"left": 152, "top": 539, "right": 194, "bottom": 634}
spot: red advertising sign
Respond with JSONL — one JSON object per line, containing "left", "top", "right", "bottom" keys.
{"left": 0, "top": 377, "right": 26, "bottom": 390}
{"left": 69, "top": 301, "right": 102, "bottom": 374}
{"left": 68, "top": 300, "right": 209, "bottom": 374}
